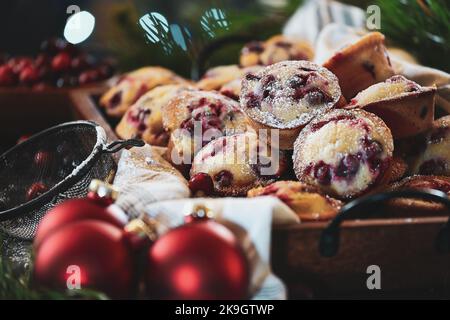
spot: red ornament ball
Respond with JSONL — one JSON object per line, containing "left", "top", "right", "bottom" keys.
{"left": 34, "top": 198, "right": 124, "bottom": 249}
{"left": 34, "top": 220, "right": 135, "bottom": 298}
{"left": 146, "top": 220, "right": 249, "bottom": 300}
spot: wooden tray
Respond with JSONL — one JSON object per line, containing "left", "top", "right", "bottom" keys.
{"left": 57, "top": 90, "right": 450, "bottom": 298}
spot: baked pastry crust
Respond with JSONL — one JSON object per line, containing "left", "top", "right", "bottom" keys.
{"left": 322, "top": 32, "right": 395, "bottom": 100}
{"left": 240, "top": 35, "right": 314, "bottom": 67}
{"left": 100, "top": 67, "right": 189, "bottom": 117}
{"left": 347, "top": 75, "right": 436, "bottom": 139}
{"left": 240, "top": 60, "right": 344, "bottom": 150}
{"left": 190, "top": 132, "right": 286, "bottom": 196}
{"left": 247, "top": 181, "right": 342, "bottom": 221}
{"left": 387, "top": 175, "right": 450, "bottom": 215}
{"left": 116, "top": 84, "right": 193, "bottom": 146}
{"left": 163, "top": 90, "right": 247, "bottom": 172}
{"left": 196, "top": 65, "right": 241, "bottom": 91}
{"left": 293, "top": 109, "right": 394, "bottom": 199}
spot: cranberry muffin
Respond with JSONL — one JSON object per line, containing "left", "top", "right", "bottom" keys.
{"left": 219, "top": 66, "right": 264, "bottom": 101}
{"left": 293, "top": 109, "right": 394, "bottom": 199}
{"left": 248, "top": 181, "right": 342, "bottom": 221}
{"left": 347, "top": 75, "right": 436, "bottom": 139}
{"left": 411, "top": 116, "right": 450, "bottom": 176}
{"left": 189, "top": 132, "right": 286, "bottom": 196}
{"left": 388, "top": 175, "right": 450, "bottom": 215}
{"left": 240, "top": 60, "right": 344, "bottom": 150}
{"left": 240, "top": 35, "right": 314, "bottom": 67}
{"left": 196, "top": 65, "right": 242, "bottom": 91}
{"left": 323, "top": 32, "right": 395, "bottom": 100}
{"left": 100, "top": 66, "right": 189, "bottom": 117}
{"left": 163, "top": 90, "right": 247, "bottom": 171}
{"left": 116, "top": 84, "right": 192, "bottom": 146}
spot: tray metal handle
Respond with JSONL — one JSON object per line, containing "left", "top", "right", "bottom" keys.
{"left": 102, "top": 139, "right": 145, "bottom": 154}
{"left": 319, "top": 189, "right": 450, "bottom": 258}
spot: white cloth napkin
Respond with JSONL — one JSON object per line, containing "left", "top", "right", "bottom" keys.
{"left": 113, "top": 146, "right": 298, "bottom": 300}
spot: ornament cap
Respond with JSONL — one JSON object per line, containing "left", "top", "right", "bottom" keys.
{"left": 184, "top": 203, "right": 215, "bottom": 223}
{"left": 88, "top": 179, "right": 118, "bottom": 203}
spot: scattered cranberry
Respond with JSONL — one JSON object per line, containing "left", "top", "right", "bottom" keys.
{"left": 40, "top": 38, "right": 63, "bottom": 55}
{"left": 55, "top": 75, "right": 78, "bottom": 88}
{"left": 189, "top": 173, "right": 215, "bottom": 196}
{"left": 34, "top": 150, "right": 52, "bottom": 167}
{"left": 8, "top": 57, "right": 33, "bottom": 74}
{"left": 26, "top": 182, "right": 48, "bottom": 201}
{"left": 35, "top": 54, "right": 50, "bottom": 67}
{"left": 51, "top": 52, "right": 71, "bottom": 72}
{"left": 214, "top": 170, "right": 233, "bottom": 187}
{"left": 0, "top": 65, "right": 17, "bottom": 86}
{"left": 71, "top": 55, "right": 91, "bottom": 72}
{"left": 78, "top": 69, "right": 100, "bottom": 85}
{"left": 19, "top": 65, "right": 40, "bottom": 84}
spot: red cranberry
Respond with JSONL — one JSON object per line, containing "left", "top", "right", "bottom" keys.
{"left": 51, "top": 52, "right": 71, "bottom": 72}
{"left": 419, "top": 159, "right": 447, "bottom": 175}
{"left": 32, "top": 82, "right": 52, "bottom": 91}
{"left": 35, "top": 54, "right": 51, "bottom": 67}
{"left": 26, "top": 182, "right": 48, "bottom": 201}
{"left": 34, "top": 150, "right": 52, "bottom": 167}
{"left": 128, "top": 108, "right": 151, "bottom": 132}
{"left": 0, "top": 65, "right": 17, "bottom": 86}
{"left": 71, "top": 55, "right": 91, "bottom": 72}
{"left": 55, "top": 74, "right": 78, "bottom": 88}
{"left": 336, "top": 154, "right": 360, "bottom": 178}
{"left": 8, "top": 57, "right": 33, "bottom": 74}
{"left": 78, "top": 69, "right": 100, "bottom": 85}
{"left": 97, "top": 63, "right": 114, "bottom": 79}
{"left": 288, "top": 75, "right": 307, "bottom": 88}
{"left": 245, "top": 73, "right": 260, "bottom": 81}
{"left": 214, "top": 170, "right": 233, "bottom": 187}
{"left": 313, "top": 161, "right": 332, "bottom": 185}
{"left": 40, "top": 38, "right": 63, "bottom": 55}
{"left": 362, "top": 138, "right": 383, "bottom": 160}
{"left": 189, "top": 173, "right": 215, "bottom": 195}
{"left": 109, "top": 91, "right": 123, "bottom": 108}
{"left": 262, "top": 74, "right": 276, "bottom": 87}
{"left": 246, "top": 93, "right": 260, "bottom": 109}
{"left": 19, "top": 65, "right": 40, "bottom": 84}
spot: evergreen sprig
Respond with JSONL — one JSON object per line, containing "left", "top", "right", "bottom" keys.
{"left": 0, "top": 238, "right": 108, "bottom": 300}
{"left": 376, "top": 0, "right": 450, "bottom": 72}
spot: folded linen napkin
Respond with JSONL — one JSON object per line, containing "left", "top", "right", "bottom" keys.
{"left": 113, "top": 145, "right": 298, "bottom": 300}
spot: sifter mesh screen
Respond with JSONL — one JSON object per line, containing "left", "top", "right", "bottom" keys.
{"left": 0, "top": 122, "right": 117, "bottom": 240}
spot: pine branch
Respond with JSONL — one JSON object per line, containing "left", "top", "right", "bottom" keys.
{"left": 377, "top": 0, "right": 450, "bottom": 72}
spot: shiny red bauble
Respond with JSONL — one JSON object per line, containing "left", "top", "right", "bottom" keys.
{"left": 33, "top": 220, "right": 134, "bottom": 299}
{"left": 34, "top": 198, "right": 124, "bottom": 249}
{"left": 147, "top": 220, "right": 249, "bottom": 300}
